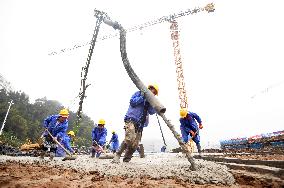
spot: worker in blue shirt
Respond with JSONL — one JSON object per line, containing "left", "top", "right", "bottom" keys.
{"left": 91, "top": 119, "right": 107, "bottom": 158}
{"left": 112, "top": 84, "right": 158, "bottom": 163}
{"left": 41, "top": 109, "right": 69, "bottom": 159}
{"left": 179, "top": 108, "right": 203, "bottom": 157}
{"left": 55, "top": 132, "right": 74, "bottom": 157}
{"left": 109, "top": 131, "right": 119, "bottom": 153}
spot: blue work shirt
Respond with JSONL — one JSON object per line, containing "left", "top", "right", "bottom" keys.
{"left": 110, "top": 133, "right": 119, "bottom": 151}
{"left": 124, "top": 91, "right": 156, "bottom": 128}
{"left": 180, "top": 111, "right": 202, "bottom": 144}
{"left": 43, "top": 115, "right": 68, "bottom": 137}
{"left": 180, "top": 112, "right": 202, "bottom": 132}
{"left": 92, "top": 127, "right": 107, "bottom": 146}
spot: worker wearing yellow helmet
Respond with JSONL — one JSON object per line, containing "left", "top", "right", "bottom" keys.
{"left": 42, "top": 108, "right": 70, "bottom": 158}
{"left": 112, "top": 84, "right": 158, "bottom": 163}
{"left": 91, "top": 119, "right": 107, "bottom": 158}
{"left": 43, "top": 108, "right": 69, "bottom": 138}
{"left": 68, "top": 130, "right": 75, "bottom": 137}
{"left": 179, "top": 108, "right": 203, "bottom": 157}
{"left": 67, "top": 130, "right": 75, "bottom": 146}
{"left": 56, "top": 132, "right": 75, "bottom": 157}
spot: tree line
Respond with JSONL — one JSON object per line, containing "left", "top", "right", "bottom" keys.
{"left": 0, "top": 89, "right": 94, "bottom": 148}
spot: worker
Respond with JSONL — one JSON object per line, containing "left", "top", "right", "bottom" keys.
{"left": 112, "top": 84, "right": 158, "bottom": 163}
{"left": 91, "top": 119, "right": 107, "bottom": 158}
{"left": 43, "top": 108, "right": 69, "bottom": 138}
{"left": 161, "top": 145, "right": 166, "bottom": 152}
{"left": 41, "top": 108, "right": 69, "bottom": 157}
{"left": 109, "top": 131, "right": 119, "bottom": 153}
{"left": 55, "top": 132, "right": 74, "bottom": 157}
{"left": 67, "top": 130, "right": 75, "bottom": 147}
{"left": 179, "top": 108, "right": 203, "bottom": 157}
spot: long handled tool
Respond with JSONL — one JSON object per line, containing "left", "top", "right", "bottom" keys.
{"left": 45, "top": 129, "right": 76, "bottom": 161}
{"left": 92, "top": 140, "right": 107, "bottom": 154}
{"left": 92, "top": 140, "right": 115, "bottom": 159}
{"left": 156, "top": 114, "right": 167, "bottom": 152}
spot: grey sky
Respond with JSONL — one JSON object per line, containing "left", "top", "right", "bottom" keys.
{"left": 1, "top": 0, "right": 283, "bottom": 150}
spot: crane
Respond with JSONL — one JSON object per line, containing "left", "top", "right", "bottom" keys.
{"left": 169, "top": 3, "right": 215, "bottom": 152}
{"left": 48, "top": 3, "right": 215, "bottom": 56}
{"left": 54, "top": 3, "right": 215, "bottom": 150}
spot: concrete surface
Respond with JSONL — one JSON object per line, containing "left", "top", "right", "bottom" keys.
{"left": 0, "top": 153, "right": 235, "bottom": 185}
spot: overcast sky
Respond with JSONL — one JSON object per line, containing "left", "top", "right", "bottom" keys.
{"left": 1, "top": 0, "right": 284, "bottom": 151}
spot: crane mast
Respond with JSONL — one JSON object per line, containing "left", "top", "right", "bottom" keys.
{"left": 170, "top": 20, "right": 188, "bottom": 109}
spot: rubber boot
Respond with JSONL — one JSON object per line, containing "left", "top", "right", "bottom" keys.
{"left": 112, "top": 141, "right": 127, "bottom": 163}
{"left": 123, "top": 147, "right": 136, "bottom": 162}
{"left": 49, "top": 152, "right": 55, "bottom": 160}
{"left": 196, "top": 143, "right": 202, "bottom": 158}
{"left": 39, "top": 151, "right": 45, "bottom": 159}
{"left": 91, "top": 148, "right": 96, "bottom": 158}
{"left": 137, "top": 144, "right": 145, "bottom": 158}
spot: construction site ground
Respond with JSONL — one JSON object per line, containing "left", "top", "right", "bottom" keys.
{"left": 0, "top": 153, "right": 283, "bottom": 188}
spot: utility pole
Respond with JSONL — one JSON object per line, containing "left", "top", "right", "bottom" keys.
{"left": 0, "top": 100, "right": 14, "bottom": 136}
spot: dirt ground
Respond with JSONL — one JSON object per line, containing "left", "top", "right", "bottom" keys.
{"left": 1, "top": 161, "right": 283, "bottom": 188}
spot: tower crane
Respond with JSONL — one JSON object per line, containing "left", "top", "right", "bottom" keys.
{"left": 169, "top": 3, "right": 215, "bottom": 152}
{"left": 50, "top": 3, "right": 215, "bottom": 148}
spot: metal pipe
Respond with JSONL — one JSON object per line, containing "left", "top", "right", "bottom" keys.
{"left": 0, "top": 100, "right": 14, "bottom": 136}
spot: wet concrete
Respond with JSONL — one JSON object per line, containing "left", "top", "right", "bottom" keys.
{"left": 0, "top": 153, "right": 235, "bottom": 185}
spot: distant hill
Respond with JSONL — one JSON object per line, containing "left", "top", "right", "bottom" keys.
{"left": 0, "top": 74, "right": 13, "bottom": 92}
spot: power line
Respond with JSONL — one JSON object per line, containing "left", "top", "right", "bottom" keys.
{"left": 48, "top": 3, "right": 215, "bottom": 56}
{"left": 251, "top": 80, "right": 284, "bottom": 99}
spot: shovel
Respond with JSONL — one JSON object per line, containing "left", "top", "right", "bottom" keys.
{"left": 92, "top": 140, "right": 114, "bottom": 159}
{"left": 45, "top": 129, "right": 76, "bottom": 161}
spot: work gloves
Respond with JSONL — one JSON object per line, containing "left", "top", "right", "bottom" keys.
{"left": 199, "top": 123, "right": 203, "bottom": 129}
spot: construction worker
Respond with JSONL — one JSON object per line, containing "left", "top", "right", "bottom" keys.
{"left": 112, "top": 84, "right": 158, "bottom": 163}
{"left": 91, "top": 119, "right": 107, "bottom": 158}
{"left": 43, "top": 108, "right": 69, "bottom": 138}
{"left": 67, "top": 130, "right": 75, "bottom": 147}
{"left": 55, "top": 132, "right": 74, "bottom": 157}
{"left": 41, "top": 109, "right": 69, "bottom": 158}
{"left": 161, "top": 145, "right": 166, "bottom": 152}
{"left": 179, "top": 108, "right": 203, "bottom": 156}
{"left": 109, "top": 131, "right": 119, "bottom": 153}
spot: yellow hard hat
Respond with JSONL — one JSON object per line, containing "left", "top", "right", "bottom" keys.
{"left": 98, "top": 119, "right": 105, "bottom": 125}
{"left": 68, "top": 130, "right": 75, "bottom": 136}
{"left": 148, "top": 84, "right": 159, "bottom": 95}
{"left": 180, "top": 108, "right": 188, "bottom": 118}
{"left": 59, "top": 108, "right": 69, "bottom": 117}
{"left": 112, "top": 130, "right": 115, "bottom": 134}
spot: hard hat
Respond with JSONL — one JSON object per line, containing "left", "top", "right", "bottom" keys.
{"left": 59, "top": 108, "right": 69, "bottom": 117}
{"left": 148, "top": 84, "right": 159, "bottom": 95}
{"left": 68, "top": 130, "right": 75, "bottom": 136}
{"left": 112, "top": 130, "right": 115, "bottom": 134}
{"left": 180, "top": 108, "right": 188, "bottom": 118}
{"left": 98, "top": 119, "right": 105, "bottom": 125}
